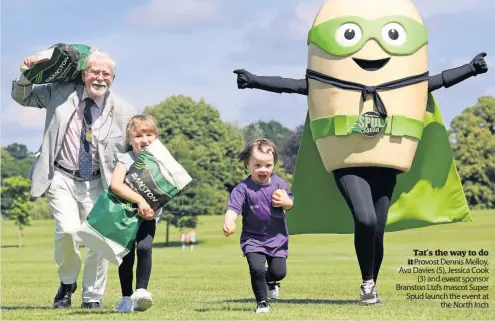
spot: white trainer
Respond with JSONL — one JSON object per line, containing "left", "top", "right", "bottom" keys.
{"left": 267, "top": 281, "right": 280, "bottom": 299}
{"left": 116, "top": 296, "right": 134, "bottom": 313}
{"left": 255, "top": 300, "right": 270, "bottom": 313}
{"left": 360, "top": 280, "right": 378, "bottom": 304}
{"left": 131, "top": 288, "right": 153, "bottom": 311}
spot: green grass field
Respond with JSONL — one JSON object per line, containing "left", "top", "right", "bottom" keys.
{"left": 1, "top": 211, "right": 494, "bottom": 320}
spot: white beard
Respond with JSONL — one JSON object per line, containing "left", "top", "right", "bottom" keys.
{"left": 87, "top": 82, "right": 109, "bottom": 98}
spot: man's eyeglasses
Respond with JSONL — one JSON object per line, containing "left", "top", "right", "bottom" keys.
{"left": 87, "top": 69, "right": 113, "bottom": 79}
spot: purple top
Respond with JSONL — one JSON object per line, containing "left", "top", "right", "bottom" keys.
{"left": 227, "top": 174, "right": 294, "bottom": 258}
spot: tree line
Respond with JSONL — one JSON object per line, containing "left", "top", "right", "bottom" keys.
{"left": 2, "top": 95, "right": 494, "bottom": 234}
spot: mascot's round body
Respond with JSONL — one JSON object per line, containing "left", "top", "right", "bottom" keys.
{"left": 307, "top": 0, "right": 428, "bottom": 172}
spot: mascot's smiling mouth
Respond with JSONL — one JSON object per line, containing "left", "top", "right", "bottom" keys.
{"left": 353, "top": 58, "right": 391, "bottom": 71}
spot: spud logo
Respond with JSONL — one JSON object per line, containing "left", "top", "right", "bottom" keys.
{"left": 352, "top": 111, "right": 386, "bottom": 137}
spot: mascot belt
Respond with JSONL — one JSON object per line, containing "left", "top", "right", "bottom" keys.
{"left": 306, "top": 68, "right": 430, "bottom": 140}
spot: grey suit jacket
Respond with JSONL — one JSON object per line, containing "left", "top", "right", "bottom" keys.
{"left": 11, "top": 80, "right": 137, "bottom": 197}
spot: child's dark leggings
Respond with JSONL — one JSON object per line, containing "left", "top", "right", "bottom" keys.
{"left": 119, "top": 219, "right": 156, "bottom": 297}
{"left": 333, "top": 167, "right": 398, "bottom": 283}
{"left": 245, "top": 252, "right": 287, "bottom": 303}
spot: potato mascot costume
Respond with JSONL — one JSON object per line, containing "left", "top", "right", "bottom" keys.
{"left": 233, "top": 0, "right": 489, "bottom": 234}
{"left": 233, "top": 0, "right": 488, "bottom": 304}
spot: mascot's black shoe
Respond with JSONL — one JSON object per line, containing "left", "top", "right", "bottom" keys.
{"left": 53, "top": 282, "right": 77, "bottom": 308}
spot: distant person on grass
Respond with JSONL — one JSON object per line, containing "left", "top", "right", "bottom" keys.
{"left": 188, "top": 230, "right": 196, "bottom": 251}
{"left": 223, "top": 139, "right": 294, "bottom": 313}
{"left": 180, "top": 231, "right": 186, "bottom": 252}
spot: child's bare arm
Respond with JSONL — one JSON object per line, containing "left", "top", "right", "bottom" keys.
{"left": 110, "top": 162, "right": 147, "bottom": 205}
{"left": 224, "top": 209, "right": 238, "bottom": 224}
{"left": 223, "top": 209, "right": 238, "bottom": 236}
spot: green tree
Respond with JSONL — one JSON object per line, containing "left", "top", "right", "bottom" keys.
{"left": 10, "top": 198, "right": 33, "bottom": 247}
{"left": 145, "top": 95, "right": 246, "bottom": 245}
{"left": 1, "top": 176, "right": 33, "bottom": 247}
{"left": 6, "top": 143, "right": 32, "bottom": 159}
{"left": 449, "top": 96, "right": 495, "bottom": 209}
{"left": 276, "top": 164, "right": 293, "bottom": 187}
{"left": 243, "top": 122, "right": 265, "bottom": 144}
{"left": 243, "top": 120, "right": 291, "bottom": 149}
{"left": 1, "top": 147, "right": 34, "bottom": 179}
{"left": 280, "top": 124, "right": 303, "bottom": 174}
{"left": 1, "top": 176, "right": 32, "bottom": 219}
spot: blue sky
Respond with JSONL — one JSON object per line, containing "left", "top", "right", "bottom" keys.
{"left": 2, "top": 0, "right": 494, "bottom": 152}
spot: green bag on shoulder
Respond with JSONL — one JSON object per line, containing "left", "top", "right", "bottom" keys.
{"left": 21, "top": 43, "right": 96, "bottom": 84}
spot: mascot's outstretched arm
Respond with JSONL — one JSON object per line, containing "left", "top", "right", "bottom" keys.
{"left": 428, "top": 52, "right": 488, "bottom": 92}
{"left": 233, "top": 69, "right": 308, "bottom": 95}
{"left": 233, "top": 52, "right": 488, "bottom": 95}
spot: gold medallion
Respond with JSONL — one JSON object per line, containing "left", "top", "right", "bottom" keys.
{"left": 85, "top": 130, "right": 93, "bottom": 143}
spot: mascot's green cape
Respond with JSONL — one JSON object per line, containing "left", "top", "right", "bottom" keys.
{"left": 286, "top": 94, "right": 471, "bottom": 234}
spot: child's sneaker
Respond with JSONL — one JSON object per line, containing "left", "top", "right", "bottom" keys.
{"left": 116, "top": 296, "right": 134, "bottom": 313}
{"left": 360, "top": 280, "right": 378, "bottom": 304}
{"left": 267, "top": 281, "right": 280, "bottom": 299}
{"left": 131, "top": 288, "right": 153, "bottom": 311}
{"left": 255, "top": 300, "right": 270, "bottom": 313}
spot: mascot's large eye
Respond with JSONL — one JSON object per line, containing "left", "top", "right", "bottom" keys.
{"left": 336, "top": 23, "right": 362, "bottom": 47}
{"left": 381, "top": 23, "right": 406, "bottom": 46}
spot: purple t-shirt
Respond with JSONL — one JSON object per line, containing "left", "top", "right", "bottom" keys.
{"left": 227, "top": 174, "right": 294, "bottom": 258}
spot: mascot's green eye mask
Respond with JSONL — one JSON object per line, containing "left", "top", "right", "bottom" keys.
{"left": 307, "top": 15, "right": 428, "bottom": 56}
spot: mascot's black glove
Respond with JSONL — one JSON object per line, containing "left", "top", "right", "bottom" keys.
{"left": 469, "top": 52, "right": 488, "bottom": 75}
{"left": 233, "top": 69, "right": 256, "bottom": 89}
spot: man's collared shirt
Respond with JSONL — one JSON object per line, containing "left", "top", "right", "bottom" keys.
{"left": 55, "top": 89, "right": 104, "bottom": 171}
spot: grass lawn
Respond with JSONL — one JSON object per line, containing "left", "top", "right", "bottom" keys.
{"left": 1, "top": 210, "right": 494, "bottom": 320}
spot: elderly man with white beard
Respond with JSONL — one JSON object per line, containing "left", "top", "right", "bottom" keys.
{"left": 11, "top": 51, "right": 137, "bottom": 309}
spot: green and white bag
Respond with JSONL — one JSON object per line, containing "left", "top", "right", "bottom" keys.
{"left": 78, "top": 140, "right": 192, "bottom": 265}
{"left": 125, "top": 139, "right": 193, "bottom": 211}
{"left": 21, "top": 43, "right": 96, "bottom": 84}
{"left": 78, "top": 189, "right": 139, "bottom": 265}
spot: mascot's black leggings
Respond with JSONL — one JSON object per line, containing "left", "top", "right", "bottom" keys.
{"left": 333, "top": 167, "right": 398, "bottom": 283}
